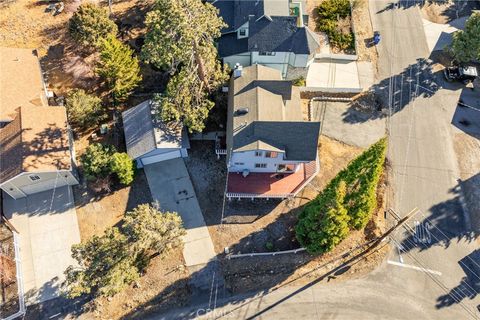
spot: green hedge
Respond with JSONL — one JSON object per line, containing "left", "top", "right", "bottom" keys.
{"left": 316, "top": 0, "right": 355, "bottom": 51}
{"left": 295, "top": 138, "right": 387, "bottom": 254}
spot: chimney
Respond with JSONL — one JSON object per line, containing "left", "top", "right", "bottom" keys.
{"left": 233, "top": 64, "right": 243, "bottom": 78}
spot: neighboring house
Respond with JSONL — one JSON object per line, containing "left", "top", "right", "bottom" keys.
{"left": 212, "top": 0, "right": 320, "bottom": 78}
{"left": 224, "top": 64, "right": 320, "bottom": 199}
{"left": 122, "top": 100, "right": 190, "bottom": 168}
{"left": 0, "top": 47, "right": 78, "bottom": 200}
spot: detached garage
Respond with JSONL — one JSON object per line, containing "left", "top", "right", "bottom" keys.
{"left": 122, "top": 100, "right": 190, "bottom": 168}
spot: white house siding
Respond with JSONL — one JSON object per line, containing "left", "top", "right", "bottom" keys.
{"left": 224, "top": 53, "right": 251, "bottom": 70}
{"left": 0, "top": 170, "right": 78, "bottom": 199}
{"left": 251, "top": 51, "right": 290, "bottom": 76}
{"left": 229, "top": 150, "right": 304, "bottom": 173}
{"left": 289, "top": 53, "right": 310, "bottom": 67}
{"left": 224, "top": 52, "right": 311, "bottom": 78}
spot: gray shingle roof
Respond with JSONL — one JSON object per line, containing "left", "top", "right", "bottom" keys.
{"left": 122, "top": 100, "right": 157, "bottom": 160}
{"left": 213, "top": 0, "right": 320, "bottom": 57}
{"left": 122, "top": 100, "right": 189, "bottom": 160}
{"left": 227, "top": 65, "right": 320, "bottom": 161}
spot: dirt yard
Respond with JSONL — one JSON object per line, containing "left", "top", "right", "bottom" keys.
{"left": 78, "top": 248, "right": 190, "bottom": 320}
{"left": 352, "top": 0, "right": 378, "bottom": 64}
{"left": 185, "top": 137, "right": 388, "bottom": 293}
{"left": 420, "top": 0, "right": 480, "bottom": 24}
{"left": 453, "top": 133, "right": 480, "bottom": 236}
{"left": 305, "top": 0, "right": 377, "bottom": 62}
{"left": 0, "top": 0, "right": 156, "bottom": 97}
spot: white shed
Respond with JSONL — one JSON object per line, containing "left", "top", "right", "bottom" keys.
{"left": 122, "top": 100, "right": 190, "bottom": 168}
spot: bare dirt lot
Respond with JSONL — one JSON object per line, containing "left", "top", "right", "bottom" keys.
{"left": 78, "top": 249, "right": 190, "bottom": 320}
{"left": 453, "top": 133, "right": 480, "bottom": 235}
{"left": 420, "top": 1, "right": 480, "bottom": 24}
{"left": 185, "top": 137, "right": 388, "bottom": 293}
{"left": 74, "top": 169, "right": 152, "bottom": 240}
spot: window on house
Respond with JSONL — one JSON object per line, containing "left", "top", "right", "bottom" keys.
{"left": 255, "top": 163, "right": 267, "bottom": 168}
{"left": 29, "top": 175, "right": 41, "bottom": 181}
{"left": 265, "top": 151, "right": 278, "bottom": 158}
{"left": 239, "top": 28, "right": 247, "bottom": 36}
{"left": 254, "top": 151, "right": 263, "bottom": 157}
{"left": 259, "top": 51, "right": 275, "bottom": 56}
{"left": 234, "top": 162, "right": 245, "bottom": 165}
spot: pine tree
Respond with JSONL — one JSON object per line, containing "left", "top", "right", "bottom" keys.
{"left": 64, "top": 228, "right": 140, "bottom": 298}
{"left": 142, "top": 0, "right": 228, "bottom": 132}
{"left": 295, "top": 138, "right": 387, "bottom": 254}
{"left": 122, "top": 204, "right": 186, "bottom": 256}
{"left": 110, "top": 152, "right": 134, "bottom": 185}
{"left": 64, "top": 204, "right": 186, "bottom": 298}
{"left": 450, "top": 13, "right": 480, "bottom": 63}
{"left": 69, "top": 3, "right": 118, "bottom": 48}
{"left": 81, "top": 143, "right": 117, "bottom": 180}
{"left": 97, "top": 35, "right": 142, "bottom": 101}
{"left": 296, "top": 181, "right": 350, "bottom": 254}
{"left": 65, "top": 89, "right": 105, "bottom": 130}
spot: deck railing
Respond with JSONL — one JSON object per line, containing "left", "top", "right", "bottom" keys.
{"left": 226, "top": 158, "right": 319, "bottom": 200}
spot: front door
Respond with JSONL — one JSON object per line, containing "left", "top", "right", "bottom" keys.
{"left": 277, "top": 164, "right": 296, "bottom": 173}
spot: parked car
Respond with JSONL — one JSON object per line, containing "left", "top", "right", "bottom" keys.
{"left": 444, "top": 65, "right": 478, "bottom": 84}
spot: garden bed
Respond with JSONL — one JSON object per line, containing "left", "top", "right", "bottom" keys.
{"left": 314, "top": 0, "right": 356, "bottom": 54}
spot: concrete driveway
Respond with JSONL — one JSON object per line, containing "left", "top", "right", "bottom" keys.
{"left": 143, "top": 158, "right": 217, "bottom": 289}
{"left": 3, "top": 186, "right": 80, "bottom": 304}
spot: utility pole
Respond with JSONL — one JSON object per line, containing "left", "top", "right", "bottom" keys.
{"left": 364, "top": 207, "right": 418, "bottom": 255}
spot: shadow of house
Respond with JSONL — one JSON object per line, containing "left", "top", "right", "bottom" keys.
{"left": 436, "top": 249, "right": 480, "bottom": 314}
{"left": 342, "top": 58, "right": 442, "bottom": 123}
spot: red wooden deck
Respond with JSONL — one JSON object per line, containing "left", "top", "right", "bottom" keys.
{"left": 227, "top": 161, "right": 317, "bottom": 196}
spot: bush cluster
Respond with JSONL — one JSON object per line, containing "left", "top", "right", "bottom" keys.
{"left": 65, "top": 204, "right": 186, "bottom": 298}
{"left": 81, "top": 143, "right": 135, "bottom": 185}
{"left": 295, "top": 138, "right": 387, "bottom": 254}
{"left": 316, "top": 0, "right": 355, "bottom": 51}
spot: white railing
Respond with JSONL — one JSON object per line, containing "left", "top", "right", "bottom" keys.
{"left": 226, "top": 158, "right": 319, "bottom": 200}
{"left": 226, "top": 192, "right": 294, "bottom": 200}
{"left": 215, "top": 149, "right": 227, "bottom": 155}
{"left": 227, "top": 247, "right": 306, "bottom": 259}
{"left": 2, "top": 232, "right": 26, "bottom": 320}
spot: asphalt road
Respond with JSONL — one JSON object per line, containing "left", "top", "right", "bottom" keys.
{"left": 143, "top": 2, "right": 480, "bottom": 319}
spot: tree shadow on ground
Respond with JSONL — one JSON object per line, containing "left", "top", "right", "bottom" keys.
{"left": 436, "top": 249, "right": 480, "bottom": 313}
{"left": 342, "top": 58, "right": 442, "bottom": 124}
{"left": 119, "top": 223, "right": 384, "bottom": 320}
{"left": 399, "top": 179, "right": 479, "bottom": 255}
{"left": 117, "top": 195, "right": 383, "bottom": 319}
{"left": 376, "top": 0, "right": 480, "bottom": 23}
{"left": 452, "top": 90, "right": 480, "bottom": 140}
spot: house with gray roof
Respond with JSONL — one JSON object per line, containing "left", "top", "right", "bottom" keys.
{"left": 122, "top": 100, "right": 190, "bottom": 168}
{"left": 224, "top": 64, "right": 320, "bottom": 199}
{"left": 211, "top": 0, "right": 320, "bottom": 78}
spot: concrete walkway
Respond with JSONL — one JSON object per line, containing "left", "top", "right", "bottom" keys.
{"left": 143, "top": 159, "right": 218, "bottom": 289}
{"left": 3, "top": 186, "right": 80, "bottom": 304}
{"left": 422, "top": 16, "right": 467, "bottom": 53}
